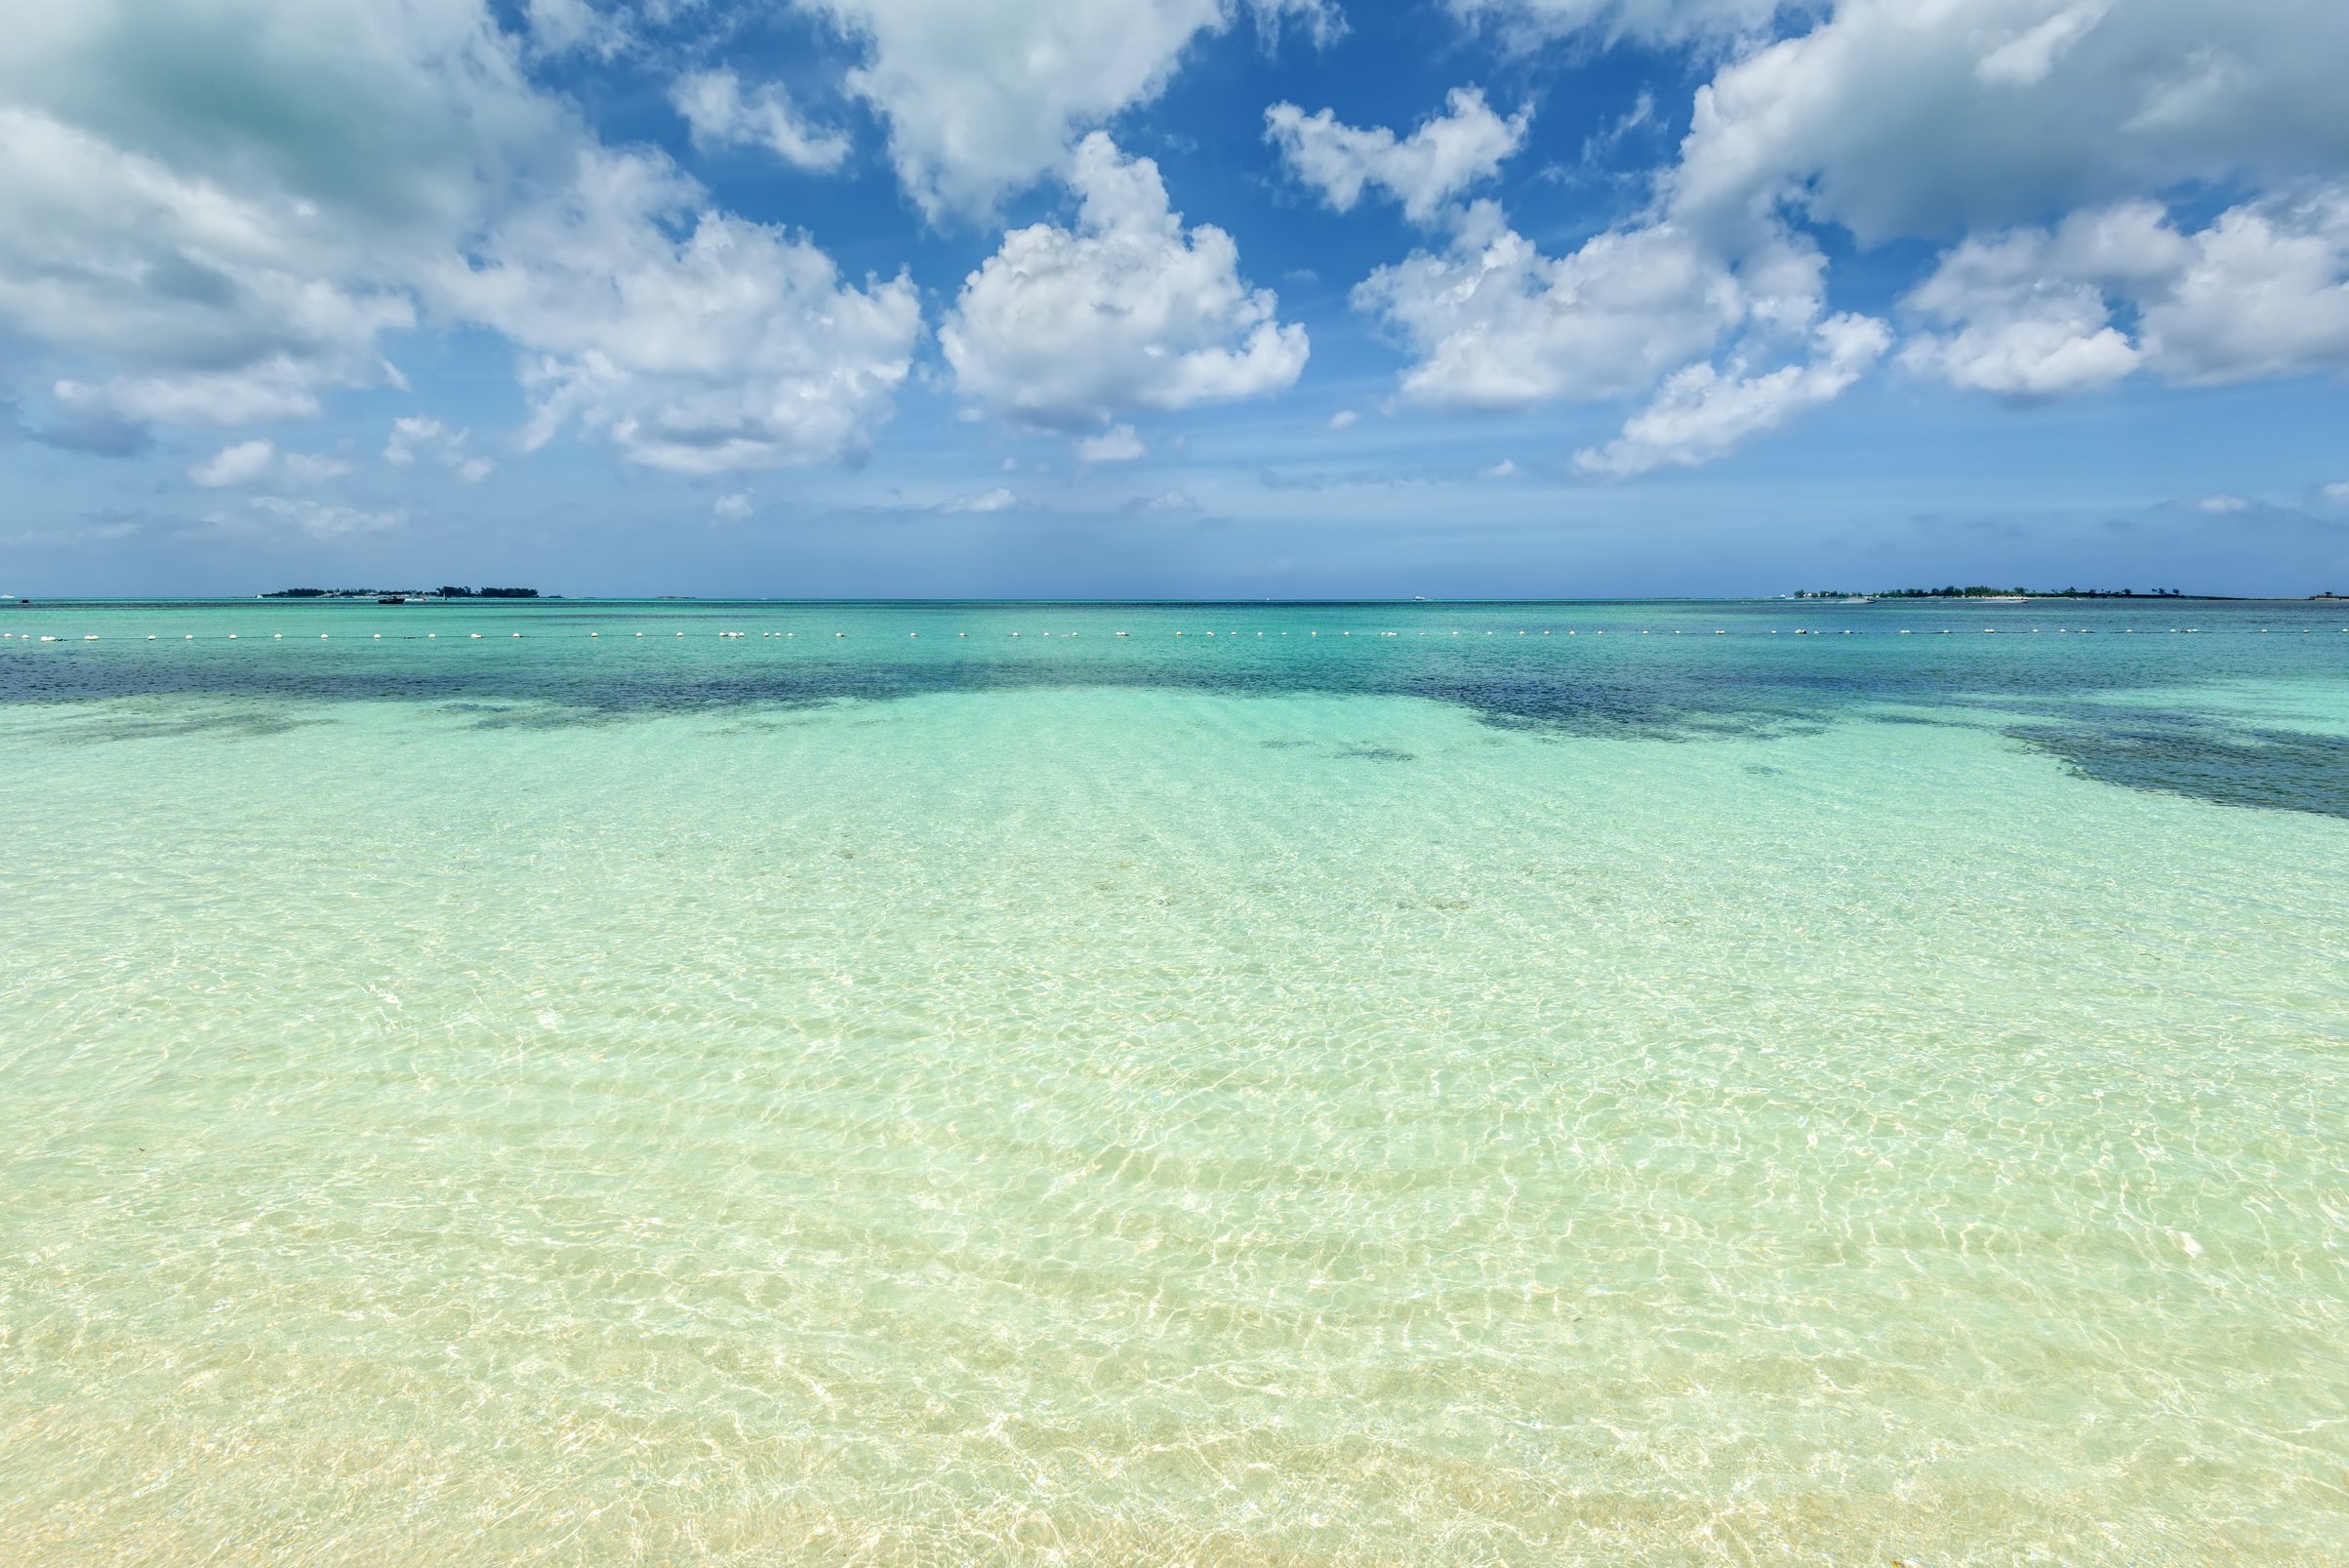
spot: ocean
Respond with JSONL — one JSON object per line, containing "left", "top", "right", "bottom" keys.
{"left": 5, "top": 598, "right": 2346, "bottom": 1564}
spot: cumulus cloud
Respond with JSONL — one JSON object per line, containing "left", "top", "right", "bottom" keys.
{"left": 436, "top": 146, "right": 919, "bottom": 472}
{"left": 801, "top": 0, "right": 1334, "bottom": 218}
{"left": 1901, "top": 189, "right": 2349, "bottom": 395}
{"left": 942, "top": 134, "right": 1307, "bottom": 429}
{"left": 384, "top": 417, "right": 497, "bottom": 481}
{"left": 1356, "top": 203, "right": 1826, "bottom": 409}
{"left": 1670, "top": 0, "right": 2349, "bottom": 242}
{"left": 0, "top": 0, "right": 917, "bottom": 473}
{"left": 1576, "top": 310, "right": 1887, "bottom": 475}
{"left": 188, "top": 438, "right": 352, "bottom": 488}
{"left": 713, "top": 491, "right": 752, "bottom": 520}
{"left": 1076, "top": 423, "right": 1148, "bottom": 462}
{"left": 1266, "top": 88, "right": 1529, "bottom": 224}
{"left": 946, "top": 486, "right": 1020, "bottom": 512}
{"left": 1448, "top": 0, "right": 1796, "bottom": 48}
{"left": 239, "top": 497, "right": 406, "bottom": 537}
{"left": 189, "top": 440, "right": 280, "bottom": 489}
{"left": 1328, "top": 408, "right": 1358, "bottom": 430}
{"left": 670, "top": 68, "right": 851, "bottom": 172}
{"left": 1357, "top": 0, "right": 2349, "bottom": 470}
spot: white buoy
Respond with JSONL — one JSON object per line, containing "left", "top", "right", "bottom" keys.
{"left": 321, "top": 633, "right": 329, "bottom": 639}
{"left": 148, "top": 634, "right": 156, "bottom": 640}
{"left": 373, "top": 633, "right": 382, "bottom": 639}
{"left": 512, "top": 632, "right": 521, "bottom": 638}
{"left": 230, "top": 633, "right": 239, "bottom": 639}
{"left": 636, "top": 631, "right": 644, "bottom": 637}
{"left": 272, "top": 632, "right": 282, "bottom": 639}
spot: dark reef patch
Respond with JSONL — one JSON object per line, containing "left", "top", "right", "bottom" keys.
{"left": 2011, "top": 720, "right": 2349, "bottom": 821}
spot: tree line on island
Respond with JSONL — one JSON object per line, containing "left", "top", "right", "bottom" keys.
{"left": 1791, "top": 585, "right": 2190, "bottom": 599}
{"left": 262, "top": 585, "right": 541, "bottom": 599}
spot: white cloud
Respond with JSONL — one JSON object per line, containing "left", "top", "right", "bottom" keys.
{"left": 1266, "top": 88, "right": 1529, "bottom": 224}
{"left": 384, "top": 417, "right": 448, "bottom": 466}
{"left": 189, "top": 439, "right": 279, "bottom": 488}
{"left": 2323, "top": 481, "right": 2349, "bottom": 503}
{"left": 435, "top": 147, "right": 919, "bottom": 472}
{"left": 801, "top": 0, "right": 1208, "bottom": 220}
{"left": 1356, "top": 203, "right": 1824, "bottom": 409}
{"left": 280, "top": 453, "right": 355, "bottom": 485}
{"left": 188, "top": 438, "right": 350, "bottom": 488}
{"left": 1902, "top": 189, "right": 2349, "bottom": 396}
{"left": 943, "top": 134, "right": 1307, "bottom": 429}
{"left": 947, "top": 486, "right": 1020, "bottom": 512}
{"left": 800, "top": 0, "right": 1332, "bottom": 218}
{"left": 1671, "top": 0, "right": 2349, "bottom": 243}
{"left": 524, "top": 0, "right": 630, "bottom": 59}
{"left": 1576, "top": 311, "right": 1887, "bottom": 476}
{"left": 670, "top": 68, "right": 851, "bottom": 173}
{"left": 0, "top": 0, "right": 917, "bottom": 473}
{"left": 247, "top": 497, "right": 405, "bottom": 537}
{"left": 713, "top": 491, "right": 752, "bottom": 520}
{"left": 1360, "top": 0, "right": 2349, "bottom": 470}
{"left": 2194, "top": 494, "right": 2251, "bottom": 514}
{"left": 1478, "top": 457, "right": 1519, "bottom": 478}
{"left": 384, "top": 416, "right": 496, "bottom": 481}
{"left": 1328, "top": 408, "right": 1358, "bottom": 430}
{"left": 1075, "top": 423, "right": 1148, "bottom": 462}
{"left": 1447, "top": 0, "right": 1795, "bottom": 48}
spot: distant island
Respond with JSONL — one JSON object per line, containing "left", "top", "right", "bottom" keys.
{"left": 262, "top": 585, "right": 541, "bottom": 599}
{"left": 1791, "top": 585, "right": 2194, "bottom": 600}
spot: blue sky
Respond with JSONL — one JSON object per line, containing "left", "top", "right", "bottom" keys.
{"left": 4, "top": 0, "right": 2347, "bottom": 597}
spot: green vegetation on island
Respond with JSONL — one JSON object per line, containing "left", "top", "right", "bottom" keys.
{"left": 1791, "top": 585, "right": 2192, "bottom": 600}
{"left": 261, "top": 585, "right": 541, "bottom": 599}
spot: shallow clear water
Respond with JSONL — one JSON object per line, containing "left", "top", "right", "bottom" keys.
{"left": 4, "top": 599, "right": 2347, "bottom": 1565}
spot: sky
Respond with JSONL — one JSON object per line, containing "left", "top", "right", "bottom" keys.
{"left": 3, "top": 0, "right": 2347, "bottom": 599}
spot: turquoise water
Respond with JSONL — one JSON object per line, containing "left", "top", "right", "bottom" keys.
{"left": 4, "top": 599, "right": 2347, "bottom": 1564}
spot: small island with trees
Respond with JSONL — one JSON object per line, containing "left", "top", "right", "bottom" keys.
{"left": 1790, "top": 585, "right": 2195, "bottom": 600}
{"left": 262, "top": 585, "right": 542, "bottom": 599}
